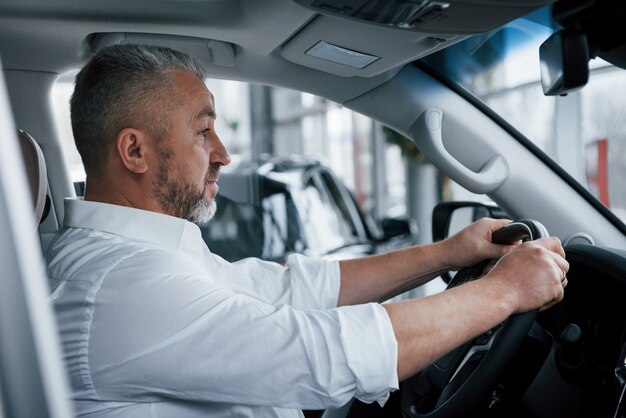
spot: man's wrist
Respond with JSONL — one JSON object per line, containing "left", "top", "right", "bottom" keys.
{"left": 431, "top": 239, "right": 457, "bottom": 272}
{"left": 480, "top": 270, "right": 517, "bottom": 317}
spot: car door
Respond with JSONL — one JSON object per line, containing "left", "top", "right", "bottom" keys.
{"left": 0, "top": 62, "right": 72, "bottom": 418}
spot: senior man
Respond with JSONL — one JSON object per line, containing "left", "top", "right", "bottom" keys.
{"left": 46, "top": 44, "right": 568, "bottom": 418}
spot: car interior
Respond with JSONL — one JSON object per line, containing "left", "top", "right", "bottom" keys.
{"left": 1, "top": 0, "right": 626, "bottom": 417}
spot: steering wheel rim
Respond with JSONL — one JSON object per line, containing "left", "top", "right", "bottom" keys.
{"left": 400, "top": 220, "right": 548, "bottom": 418}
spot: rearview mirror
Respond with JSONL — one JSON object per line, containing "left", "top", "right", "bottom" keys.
{"left": 539, "top": 30, "right": 590, "bottom": 96}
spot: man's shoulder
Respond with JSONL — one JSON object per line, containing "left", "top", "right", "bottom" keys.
{"left": 46, "top": 225, "right": 202, "bottom": 283}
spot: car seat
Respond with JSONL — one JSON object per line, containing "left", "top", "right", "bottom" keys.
{"left": 17, "top": 129, "right": 50, "bottom": 224}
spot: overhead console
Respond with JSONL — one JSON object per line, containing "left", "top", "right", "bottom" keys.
{"left": 282, "top": 0, "right": 553, "bottom": 77}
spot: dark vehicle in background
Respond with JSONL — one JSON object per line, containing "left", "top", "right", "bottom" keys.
{"left": 202, "top": 156, "right": 417, "bottom": 262}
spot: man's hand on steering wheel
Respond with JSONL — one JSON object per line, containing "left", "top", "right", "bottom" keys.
{"left": 484, "top": 236, "right": 569, "bottom": 313}
{"left": 443, "top": 218, "right": 519, "bottom": 271}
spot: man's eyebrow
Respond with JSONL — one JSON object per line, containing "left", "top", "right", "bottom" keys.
{"left": 196, "top": 108, "right": 216, "bottom": 120}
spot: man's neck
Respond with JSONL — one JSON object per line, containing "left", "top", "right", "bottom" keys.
{"left": 83, "top": 176, "right": 166, "bottom": 216}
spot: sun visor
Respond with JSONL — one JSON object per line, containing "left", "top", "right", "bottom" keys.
{"left": 89, "top": 33, "right": 236, "bottom": 67}
{"left": 282, "top": 0, "right": 552, "bottom": 77}
{"left": 281, "top": 15, "right": 460, "bottom": 77}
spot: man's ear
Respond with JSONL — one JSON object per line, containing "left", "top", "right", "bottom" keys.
{"left": 115, "top": 128, "right": 149, "bottom": 174}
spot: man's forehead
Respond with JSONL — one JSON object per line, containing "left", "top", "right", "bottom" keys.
{"left": 207, "top": 88, "right": 217, "bottom": 120}
{"left": 170, "top": 69, "right": 216, "bottom": 118}
{"left": 201, "top": 90, "right": 216, "bottom": 119}
{"left": 191, "top": 86, "right": 217, "bottom": 121}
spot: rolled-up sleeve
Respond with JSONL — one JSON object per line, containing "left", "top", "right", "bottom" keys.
{"left": 212, "top": 253, "right": 341, "bottom": 310}
{"left": 336, "top": 303, "right": 399, "bottom": 405}
{"left": 88, "top": 250, "right": 398, "bottom": 409}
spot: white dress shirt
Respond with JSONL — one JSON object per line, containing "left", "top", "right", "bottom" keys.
{"left": 46, "top": 198, "right": 398, "bottom": 418}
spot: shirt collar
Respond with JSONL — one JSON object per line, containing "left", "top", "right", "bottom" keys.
{"left": 63, "top": 198, "right": 204, "bottom": 254}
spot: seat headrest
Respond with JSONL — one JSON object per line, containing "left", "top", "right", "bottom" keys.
{"left": 17, "top": 130, "right": 49, "bottom": 224}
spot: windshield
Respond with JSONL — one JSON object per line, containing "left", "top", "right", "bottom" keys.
{"left": 421, "top": 7, "right": 626, "bottom": 223}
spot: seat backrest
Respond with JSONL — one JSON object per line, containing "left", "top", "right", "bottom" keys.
{"left": 17, "top": 129, "right": 49, "bottom": 224}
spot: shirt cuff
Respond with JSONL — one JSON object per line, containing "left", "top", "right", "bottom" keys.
{"left": 336, "top": 303, "right": 399, "bottom": 406}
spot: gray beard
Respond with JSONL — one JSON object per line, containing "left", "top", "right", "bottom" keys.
{"left": 153, "top": 148, "right": 219, "bottom": 224}
{"left": 187, "top": 196, "right": 217, "bottom": 225}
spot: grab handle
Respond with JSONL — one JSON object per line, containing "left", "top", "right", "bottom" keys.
{"left": 410, "top": 108, "right": 508, "bottom": 194}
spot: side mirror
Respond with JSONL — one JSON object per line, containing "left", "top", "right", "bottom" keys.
{"left": 539, "top": 30, "right": 590, "bottom": 96}
{"left": 380, "top": 217, "right": 418, "bottom": 241}
{"left": 432, "top": 201, "right": 508, "bottom": 243}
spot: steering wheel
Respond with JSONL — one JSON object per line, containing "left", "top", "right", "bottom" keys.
{"left": 400, "top": 219, "right": 549, "bottom": 418}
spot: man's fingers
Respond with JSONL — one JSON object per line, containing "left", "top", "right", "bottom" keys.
{"left": 549, "top": 251, "right": 569, "bottom": 274}
{"left": 489, "top": 218, "right": 514, "bottom": 232}
{"left": 538, "top": 273, "right": 566, "bottom": 311}
{"left": 534, "top": 236, "right": 566, "bottom": 258}
{"left": 512, "top": 238, "right": 568, "bottom": 272}
{"left": 498, "top": 243, "right": 520, "bottom": 258}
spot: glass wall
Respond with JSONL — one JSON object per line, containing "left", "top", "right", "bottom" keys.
{"left": 270, "top": 86, "right": 408, "bottom": 218}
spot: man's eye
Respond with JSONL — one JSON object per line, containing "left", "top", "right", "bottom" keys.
{"left": 199, "top": 128, "right": 210, "bottom": 137}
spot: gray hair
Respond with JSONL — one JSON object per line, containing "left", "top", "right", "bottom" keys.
{"left": 70, "top": 43, "right": 207, "bottom": 177}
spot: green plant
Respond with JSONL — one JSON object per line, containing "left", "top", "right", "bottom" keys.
{"left": 382, "top": 126, "right": 426, "bottom": 164}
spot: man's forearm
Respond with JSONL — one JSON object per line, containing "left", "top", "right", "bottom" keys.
{"left": 383, "top": 276, "right": 513, "bottom": 381}
{"left": 337, "top": 218, "right": 519, "bottom": 306}
{"left": 337, "top": 241, "right": 451, "bottom": 306}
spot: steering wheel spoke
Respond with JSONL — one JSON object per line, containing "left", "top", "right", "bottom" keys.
{"left": 449, "top": 326, "right": 501, "bottom": 384}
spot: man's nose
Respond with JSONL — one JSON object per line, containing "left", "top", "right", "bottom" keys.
{"left": 210, "top": 134, "right": 231, "bottom": 166}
